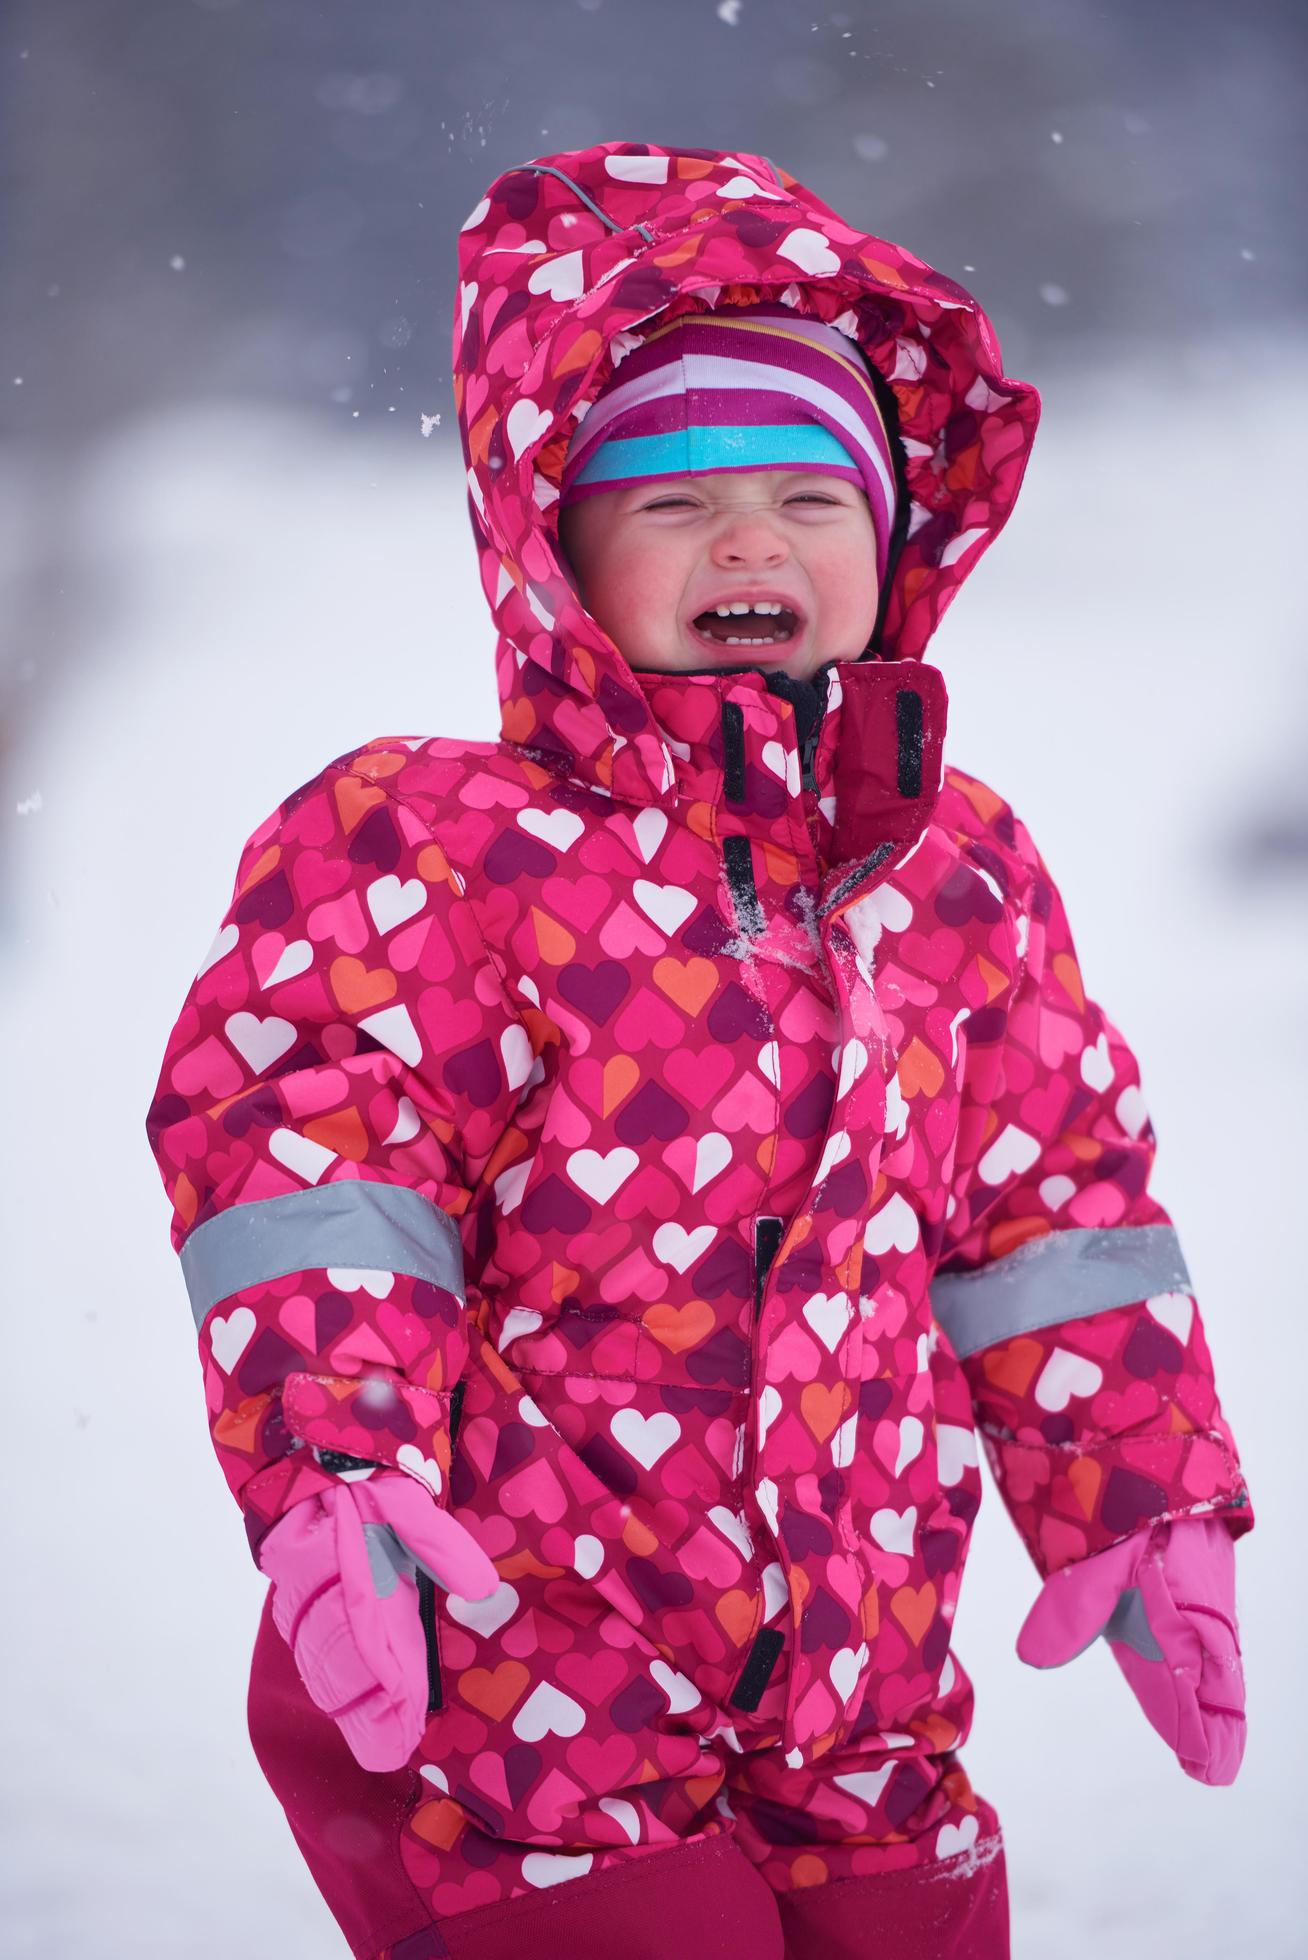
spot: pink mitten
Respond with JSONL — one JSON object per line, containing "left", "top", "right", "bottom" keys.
{"left": 258, "top": 1466, "right": 500, "bottom": 1772}
{"left": 1016, "top": 1516, "right": 1246, "bottom": 1785}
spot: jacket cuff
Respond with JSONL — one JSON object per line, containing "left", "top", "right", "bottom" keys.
{"left": 239, "top": 1371, "right": 454, "bottom": 1556}
{"left": 980, "top": 1423, "right": 1255, "bottom": 1578}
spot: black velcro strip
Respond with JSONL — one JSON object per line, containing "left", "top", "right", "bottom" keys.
{"left": 729, "top": 1627, "right": 785, "bottom": 1710}
{"left": 722, "top": 832, "right": 765, "bottom": 937}
{"left": 754, "top": 1215, "right": 785, "bottom": 1322}
{"left": 896, "top": 688, "right": 923, "bottom": 798}
{"left": 721, "top": 699, "right": 747, "bottom": 804}
{"left": 417, "top": 1572, "right": 443, "bottom": 1714}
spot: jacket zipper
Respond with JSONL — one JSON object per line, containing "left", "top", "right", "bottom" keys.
{"left": 416, "top": 1377, "right": 469, "bottom": 1717}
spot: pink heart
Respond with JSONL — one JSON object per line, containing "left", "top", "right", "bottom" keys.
{"left": 171, "top": 1035, "right": 243, "bottom": 1100}
{"left": 307, "top": 890, "right": 368, "bottom": 953}
{"left": 600, "top": 901, "right": 666, "bottom": 960}
{"left": 763, "top": 1319, "right": 822, "bottom": 1384}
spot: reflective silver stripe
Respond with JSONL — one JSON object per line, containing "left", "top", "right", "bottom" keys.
{"left": 179, "top": 1183, "right": 465, "bottom": 1330}
{"left": 930, "top": 1224, "right": 1190, "bottom": 1360}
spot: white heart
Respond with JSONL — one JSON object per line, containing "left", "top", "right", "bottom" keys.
{"left": 597, "top": 1796, "right": 642, "bottom": 1845}
{"left": 844, "top": 882, "right": 912, "bottom": 958}
{"left": 938, "top": 525, "right": 988, "bottom": 568}
{"left": 829, "top": 1642, "right": 870, "bottom": 1705}
{"left": 777, "top": 226, "right": 840, "bottom": 275}
{"left": 268, "top": 1128, "right": 335, "bottom": 1185}
{"left": 521, "top": 1850, "right": 594, "bottom": 1890}
{"left": 883, "top": 1074, "right": 909, "bottom": 1139}
{"left": 761, "top": 739, "right": 799, "bottom": 790}
{"left": 357, "top": 1003, "right": 422, "bottom": 1068}
{"left": 833, "top": 1762, "right": 895, "bottom": 1805}
{"left": 936, "top": 1814, "right": 979, "bottom": 1860}
{"left": 605, "top": 153, "right": 668, "bottom": 182}
{"left": 568, "top": 1146, "right": 639, "bottom": 1204}
{"left": 261, "top": 939, "right": 313, "bottom": 989}
{"left": 936, "top": 1423, "right": 979, "bottom": 1487}
{"left": 513, "top": 1681, "right": 586, "bottom": 1743}
{"left": 831, "top": 1412, "right": 857, "bottom": 1470}
{"left": 1147, "top": 1290, "right": 1194, "bottom": 1344}
{"left": 870, "top": 1505, "right": 917, "bottom": 1555}
{"left": 366, "top": 875, "right": 426, "bottom": 935}
{"left": 815, "top": 1128, "right": 851, "bottom": 1187}
{"left": 198, "top": 922, "right": 238, "bottom": 977}
{"left": 692, "top": 1133, "right": 732, "bottom": 1193}
{"left": 652, "top": 1221, "right": 715, "bottom": 1274}
{"left": 864, "top": 1193, "right": 920, "bottom": 1257}
{"left": 527, "top": 250, "right": 585, "bottom": 301}
{"left": 497, "top": 1307, "right": 544, "bottom": 1353}
{"left": 633, "top": 878, "right": 696, "bottom": 936}
{"left": 326, "top": 1268, "right": 394, "bottom": 1298}
{"left": 395, "top": 1444, "right": 443, "bottom": 1496}
{"left": 445, "top": 1581, "right": 519, "bottom": 1636}
{"left": 506, "top": 397, "right": 553, "bottom": 460}
{"left": 650, "top": 1657, "right": 701, "bottom": 1713}
{"left": 838, "top": 1038, "right": 869, "bottom": 1099}
{"left": 1039, "top": 1174, "right": 1076, "bottom": 1212}
{"left": 383, "top": 1096, "right": 421, "bottom": 1146}
{"left": 519, "top": 808, "right": 584, "bottom": 851}
{"left": 757, "top": 1039, "right": 781, "bottom": 1088}
{"left": 803, "top": 1291, "right": 853, "bottom": 1355}
{"left": 1080, "top": 1033, "right": 1114, "bottom": 1092}
{"left": 460, "top": 196, "right": 489, "bottom": 232}
{"left": 717, "top": 173, "right": 783, "bottom": 200}
{"left": 630, "top": 807, "right": 668, "bottom": 864}
{"left": 611, "top": 1408, "right": 680, "bottom": 1469}
{"left": 1116, "top": 1084, "right": 1149, "bottom": 1139}
{"left": 459, "top": 280, "right": 478, "bottom": 328}
{"left": 895, "top": 1416, "right": 925, "bottom": 1476}
{"left": 207, "top": 1306, "right": 255, "bottom": 1373}
{"left": 708, "top": 1506, "right": 754, "bottom": 1559}
{"left": 501, "top": 1023, "right": 535, "bottom": 1094}
{"left": 757, "top": 1385, "right": 782, "bottom": 1449}
{"left": 419, "top": 1762, "right": 450, "bottom": 1792}
{"left": 1034, "top": 1348, "right": 1104, "bottom": 1413}
{"left": 573, "top": 1534, "right": 604, "bottom": 1580}
{"left": 224, "top": 1010, "right": 296, "bottom": 1074}
{"left": 977, "top": 1123, "right": 1041, "bottom": 1186}
{"left": 755, "top": 1479, "right": 779, "bottom": 1533}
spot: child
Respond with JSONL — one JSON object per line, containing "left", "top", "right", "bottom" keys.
{"left": 146, "top": 144, "right": 1252, "bottom": 1960}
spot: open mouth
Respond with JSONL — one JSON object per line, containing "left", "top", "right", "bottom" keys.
{"left": 689, "top": 601, "right": 802, "bottom": 650}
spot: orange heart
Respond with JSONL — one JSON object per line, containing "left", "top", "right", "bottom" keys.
{"left": 1053, "top": 953, "right": 1085, "bottom": 1012}
{"left": 652, "top": 955, "right": 718, "bottom": 1016}
{"left": 409, "top": 1796, "right": 465, "bottom": 1852}
{"left": 603, "top": 1054, "right": 640, "bottom": 1117}
{"left": 621, "top": 1511, "right": 660, "bottom": 1557}
{"left": 800, "top": 1381, "right": 850, "bottom": 1443}
{"left": 976, "top": 954, "right": 1010, "bottom": 1003}
{"left": 643, "top": 1300, "right": 715, "bottom": 1354}
{"left": 501, "top": 697, "right": 537, "bottom": 746}
{"left": 351, "top": 750, "right": 407, "bottom": 782}
{"left": 457, "top": 1660, "right": 531, "bottom": 1722}
{"left": 715, "top": 1589, "right": 759, "bottom": 1646}
{"left": 305, "top": 1107, "right": 368, "bottom": 1163}
{"left": 891, "top": 1580, "right": 937, "bottom": 1647}
{"left": 329, "top": 955, "right": 397, "bottom": 1014}
{"left": 897, "top": 1036, "right": 944, "bottom": 1099}
{"left": 532, "top": 906, "right": 576, "bottom": 967}
{"left": 980, "top": 1336, "right": 1043, "bottom": 1398}
{"left": 332, "top": 773, "right": 385, "bottom": 837}
{"left": 238, "top": 845, "right": 280, "bottom": 897}
{"left": 1066, "top": 1456, "right": 1102, "bottom": 1521}
{"left": 555, "top": 328, "right": 602, "bottom": 377}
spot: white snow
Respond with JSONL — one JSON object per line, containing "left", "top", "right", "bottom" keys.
{"left": 1, "top": 342, "right": 1303, "bottom": 1955}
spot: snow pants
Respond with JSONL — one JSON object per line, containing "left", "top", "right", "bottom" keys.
{"left": 248, "top": 1592, "right": 1009, "bottom": 1959}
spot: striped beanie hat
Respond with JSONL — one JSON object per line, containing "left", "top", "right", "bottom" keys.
{"left": 560, "top": 302, "right": 900, "bottom": 592}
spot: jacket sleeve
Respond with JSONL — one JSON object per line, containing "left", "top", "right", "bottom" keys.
{"left": 145, "top": 757, "right": 534, "bottom": 1566}
{"left": 929, "top": 811, "right": 1254, "bottom": 1579}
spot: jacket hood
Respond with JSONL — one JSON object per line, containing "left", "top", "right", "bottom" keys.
{"left": 452, "top": 142, "right": 1041, "bottom": 808}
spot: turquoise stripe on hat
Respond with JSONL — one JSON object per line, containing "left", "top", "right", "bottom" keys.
{"left": 571, "top": 422, "right": 860, "bottom": 488}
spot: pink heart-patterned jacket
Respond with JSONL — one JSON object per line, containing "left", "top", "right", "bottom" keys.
{"left": 146, "top": 143, "right": 1253, "bottom": 1784}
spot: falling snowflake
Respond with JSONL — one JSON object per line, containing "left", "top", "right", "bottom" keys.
{"left": 1039, "top": 283, "right": 1070, "bottom": 307}
{"left": 717, "top": 0, "right": 742, "bottom": 22}
{"left": 16, "top": 791, "right": 43, "bottom": 816}
{"left": 170, "top": 255, "right": 186, "bottom": 271}
{"left": 420, "top": 412, "right": 442, "bottom": 437}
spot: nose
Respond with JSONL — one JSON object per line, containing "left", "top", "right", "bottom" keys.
{"left": 709, "top": 507, "right": 789, "bottom": 570}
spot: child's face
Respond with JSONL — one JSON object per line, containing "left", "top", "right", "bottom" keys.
{"left": 558, "top": 470, "right": 879, "bottom": 682}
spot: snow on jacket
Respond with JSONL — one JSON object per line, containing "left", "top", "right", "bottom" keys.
{"left": 146, "top": 143, "right": 1253, "bottom": 1778}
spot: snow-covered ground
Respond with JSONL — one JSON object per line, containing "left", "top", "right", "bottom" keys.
{"left": 2, "top": 343, "right": 1303, "bottom": 1956}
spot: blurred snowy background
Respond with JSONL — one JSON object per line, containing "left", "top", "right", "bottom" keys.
{"left": 2, "top": 2, "right": 1305, "bottom": 1955}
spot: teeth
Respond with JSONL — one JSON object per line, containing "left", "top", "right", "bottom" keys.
{"left": 713, "top": 601, "right": 786, "bottom": 617}
{"left": 724, "top": 635, "right": 778, "bottom": 645}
